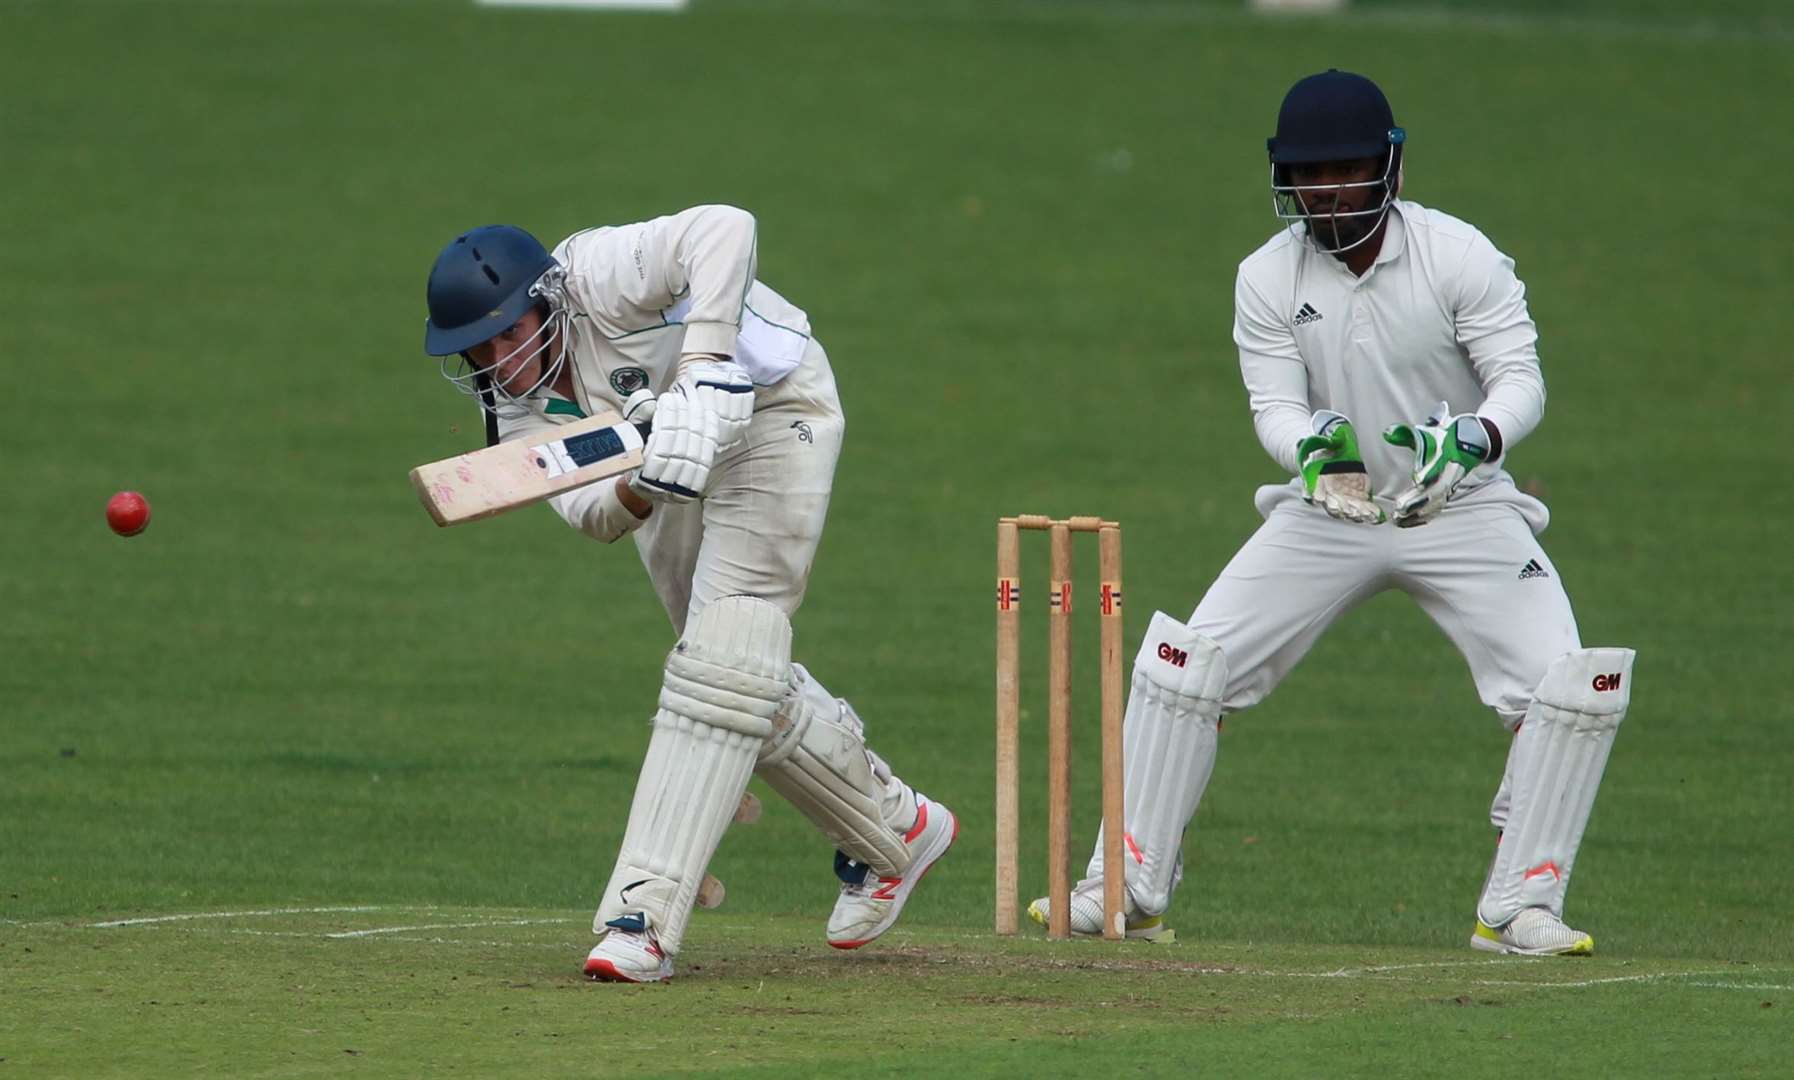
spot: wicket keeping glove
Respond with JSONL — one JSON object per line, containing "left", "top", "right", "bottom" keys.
{"left": 1298, "top": 410, "right": 1386, "bottom": 525}
{"left": 675, "top": 356, "right": 755, "bottom": 453}
{"left": 632, "top": 390, "right": 715, "bottom": 504}
{"left": 1382, "top": 402, "right": 1492, "bottom": 528}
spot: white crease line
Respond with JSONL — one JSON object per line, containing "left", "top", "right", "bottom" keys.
{"left": 33, "top": 911, "right": 1794, "bottom": 994}
{"left": 1296, "top": 959, "right": 1510, "bottom": 977}
{"left": 326, "top": 918, "right": 574, "bottom": 939}
{"left": 123, "top": 926, "right": 1794, "bottom": 987}
{"left": 1463, "top": 973, "right": 1670, "bottom": 989}
{"left": 1056, "top": 961, "right": 1791, "bottom": 994}
{"left": 88, "top": 906, "right": 384, "bottom": 928}
{"left": 1454, "top": 970, "right": 1791, "bottom": 991}
{"left": 213, "top": 928, "right": 577, "bottom": 950}
{"left": 361, "top": 935, "right": 580, "bottom": 951}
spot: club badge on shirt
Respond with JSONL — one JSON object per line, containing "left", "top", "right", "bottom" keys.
{"left": 610, "top": 366, "right": 649, "bottom": 396}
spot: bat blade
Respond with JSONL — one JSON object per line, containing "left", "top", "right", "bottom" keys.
{"left": 696, "top": 794, "right": 763, "bottom": 912}
{"left": 695, "top": 874, "right": 727, "bottom": 910}
{"left": 409, "top": 410, "right": 645, "bottom": 526}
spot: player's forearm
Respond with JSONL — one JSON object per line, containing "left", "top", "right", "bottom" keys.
{"left": 1475, "top": 370, "right": 1543, "bottom": 458}
{"left": 1240, "top": 350, "right": 1312, "bottom": 475}
{"left": 1455, "top": 236, "right": 1544, "bottom": 454}
{"left": 549, "top": 476, "right": 653, "bottom": 543}
{"left": 1256, "top": 405, "right": 1309, "bottom": 475}
{"left": 1235, "top": 301, "right": 1312, "bottom": 476}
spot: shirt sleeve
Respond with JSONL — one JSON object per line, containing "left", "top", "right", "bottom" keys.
{"left": 1455, "top": 232, "right": 1545, "bottom": 455}
{"left": 1234, "top": 267, "right": 1311, "bottom": 475}
{"left": 565, "top": 204, "right": 759, "bottom": 358}
{"left": 548, "top": 480, "right": 648, "bottom": 544}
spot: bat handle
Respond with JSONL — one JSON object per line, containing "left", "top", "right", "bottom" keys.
{"left": 632, "top": 421, "right": 652, "bottom": 439}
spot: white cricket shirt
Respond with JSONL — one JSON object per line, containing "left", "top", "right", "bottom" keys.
{"left": 545, "top": 204, "right": 814, "bottom": 420}
{"left": 1233, "top": 200, "right": 1548, "bottom": 520}
{"left": 490, "top": 204, "right": 836, "bottom": 541}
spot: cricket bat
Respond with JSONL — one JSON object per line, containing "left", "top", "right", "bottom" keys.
{"left": 410, "top": 409, "right": 648, "bottom": 526}
{"left": 695, "top": 792, "right": 764, "bottom": 911}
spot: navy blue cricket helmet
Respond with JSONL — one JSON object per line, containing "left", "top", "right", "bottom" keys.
{"left": 1267, "top": 70, "right": 1406, "bottom": 253}
{"left": 423, "top": 225, "right": 558, "bottom": 356}
{"left": 1267, "top": 69, "right": 1402, "bottom": 166}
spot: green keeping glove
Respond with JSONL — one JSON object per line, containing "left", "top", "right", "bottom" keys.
{"left": 1297, "top": 410, "right": 1386, "bottom": 525}
{"left": 1382, "top": 401, "right": 1492, "bottom": 527}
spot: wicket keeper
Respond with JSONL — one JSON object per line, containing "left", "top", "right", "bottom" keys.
{"left": 1032, "top": 70, "right": 1635, "bottom": 956}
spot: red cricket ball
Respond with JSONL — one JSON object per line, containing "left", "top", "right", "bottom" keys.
{"left": 106, "top": 491, "right": 152, "bottom": 537}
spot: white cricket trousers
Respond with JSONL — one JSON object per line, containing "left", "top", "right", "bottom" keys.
{"left": 1195, "top": 486, "right": 1581, "bottom": 726}
{"left": 633, "top": 338, "right": 844, "bottom": 633}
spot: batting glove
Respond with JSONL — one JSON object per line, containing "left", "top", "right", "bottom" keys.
{"left": 1297, "top": 410, "right": 1386, "bottom": 525}
{"left": 675, "top": 357, "right": 755, "bottom": 453}
{"left": 618, "top": 388, "right": 664, "bottom": 505}
{"left": 619, "top": 386, "right": 657, "bottom": 428}
{"left": 631, "top": 390, "right": 715, "bottom": 504}
{"left": 1382, "top": 401, "right": 1492, "bottom": 527}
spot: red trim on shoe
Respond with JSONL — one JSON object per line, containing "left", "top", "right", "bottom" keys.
{"left": 902, "top": 800, "right": 929, "bottom": 843}
{"left": 584, "top": 957, "right": 659, "bottom": 983}
{"left": 830, "top": 810, "right": 960, "bottom": 950}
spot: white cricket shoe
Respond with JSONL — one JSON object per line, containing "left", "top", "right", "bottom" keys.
{"left": 827, "top": 794, "right": 958, "bottom": 949}
{"left": 583, "top": 916, "right": 674, "bottom": 983}
{"left": 1026, "top": 880, "right": 1176, "bottom": 942}
{"left": 1471, "top": 907, "right": 1594, "bottom": 956}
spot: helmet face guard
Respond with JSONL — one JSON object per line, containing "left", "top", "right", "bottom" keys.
{"left": 1265, "top": 69, "right": 1405, "bottom": 255}
{"left": 423, "top": 224, "right": 574, "bottom": 415}
{"left": 436, "top": 268, "right": 575, "bottom": 415}
{"left": 1269, "top": 132, "right": 1404, "bottom": 255}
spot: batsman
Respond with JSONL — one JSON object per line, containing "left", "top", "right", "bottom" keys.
{"left": 420, "top": 206, "right": 956, "bottom": 982}
{"left": 1032, "top": 70, "right": 1635, "bottom": 955}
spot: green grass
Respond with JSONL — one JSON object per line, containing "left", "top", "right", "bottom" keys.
{"left": 4, "top": 0, "right": 1792, "bottom": 1075}
{"left": 5, "top": 910, "right": 1790, "bottom": 1078}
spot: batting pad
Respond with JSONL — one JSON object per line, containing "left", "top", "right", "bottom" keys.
{"left": 1084, "top": 612, "right": 1228, "bottom": 916}
{"left": 1478, "top": 647, "right": 1635, "bottom": 928}
{"left": 593, "top": 596, "right": 792, "bottom": 954}
{"left": 755, "top": 664, "right": 917, "bottom": 876}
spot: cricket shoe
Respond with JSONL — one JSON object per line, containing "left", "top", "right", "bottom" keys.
{"left": 1470, "top": 907, "right": 1594, "bottom": 956}
{"left": 1026, "top": 882, "right": 1176, "bottom": 942}
{"left": 827, "top": 794, "right": 958, "bottom": 949}
{"left": 583, "top": 914, "right": 674, "bottom": 983}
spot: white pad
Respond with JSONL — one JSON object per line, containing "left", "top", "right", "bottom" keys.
{"left": 1084, "top": 612, "right": 1228, "bottom": 916}
{"left": 755, "top": 664, "right": 917, "bottom": 876}
{"left": 593, "top": 596, "right": 791, "bottom": 954}
{"left": 1478, "top": 647, "right": 1634, "bottom": 928}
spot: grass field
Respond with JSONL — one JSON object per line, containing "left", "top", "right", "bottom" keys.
{"left": 4, "top": 0, "right": 1792, "bottom": 1076}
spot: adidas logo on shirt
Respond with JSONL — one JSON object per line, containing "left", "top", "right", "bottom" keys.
{"left": 1518, "top": 559, "right": 1550, "bottom": 580}
{"left": 1294, "top": 302, "right": 1323, "bottom": 325}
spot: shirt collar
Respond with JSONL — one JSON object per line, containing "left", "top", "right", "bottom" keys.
{"left": 1305, "top": 199, "right": 1407, "bottom": 281}
{"left": 1372, "top": 200, "right": 1408, "bottom": 269}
